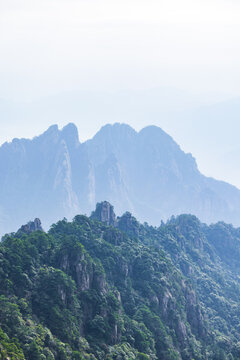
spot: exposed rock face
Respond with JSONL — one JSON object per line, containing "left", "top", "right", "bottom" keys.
{"left": 91, "top": 201, "right": 117, "bottom": 226}
{"left": 2, "top": 122, "right": 240, "bottom": 235}
{"left": 176, "top": 318, "right": 187, "bottom": 343}
{"left": 60, "top": 253, "right": 93, "bottom": 292}
{"left": 18, "top": 218, "right": 43, "bottom": 234}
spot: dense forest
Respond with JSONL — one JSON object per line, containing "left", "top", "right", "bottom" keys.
{"left": 1, "top": 201, "right": 240, "bottom": 359}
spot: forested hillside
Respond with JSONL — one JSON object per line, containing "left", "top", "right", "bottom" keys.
{"left": 1, "top": 202, "right": 240, "bottom": 359}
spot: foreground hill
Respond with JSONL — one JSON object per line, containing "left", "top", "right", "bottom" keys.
{"left": 1, "top": 202, "right": 240, "bottom": 359}
{"left": 1, "top": 122, "right": 240, "bottom": 234}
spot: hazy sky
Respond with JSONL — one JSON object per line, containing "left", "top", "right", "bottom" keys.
{"left": 1, "top": 0, "right": 240, "bottom": 187}
{"left": 1, "top": 0, "right": 240, "bottom": 99}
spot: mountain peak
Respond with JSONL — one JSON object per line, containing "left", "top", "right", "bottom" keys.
{"left": 139, "top": 125, "right": 176, "bottom": 146}
{"left": 45, "top": 124, "right": 59, "bottom": 134}
{"left": 62, "top": 122, "right": 78, "bottom": 135}
{"left": 91, "top": 201, "right": 117, "bottom": 226}
{"left": 40, "top": 124, "right": 60, "bottom": 143}
{"left": 61, "top": 123, "right": 80, "bottom": 146}
{"left": 17, "top": 218, "right": 43, "bottom": 235}
{"left": 94, "top": 123, "right": 137, "bottom": 141}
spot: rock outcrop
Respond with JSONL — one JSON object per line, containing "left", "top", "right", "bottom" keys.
{"left": 18, "top": 218, "right": 43, "bottom": 234}
{"left": 117, "top": 212, "right": 140, "bottom": 237}
{"left": 90, "top": 201, "right": 117, "bottom": 227}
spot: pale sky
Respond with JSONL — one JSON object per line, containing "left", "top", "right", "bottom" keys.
{"left": 1, "top": 0, "right": 240, "bottom": 188}
{"left": 1, "top": 0, "right": 240, "bottom": 99}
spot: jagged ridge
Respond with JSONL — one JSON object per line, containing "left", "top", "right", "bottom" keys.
{"left": 1, "top": 123, "right": 240, "bottom": 235}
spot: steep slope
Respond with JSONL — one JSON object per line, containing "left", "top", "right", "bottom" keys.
{"left": 1, "top": 122, "right": 240, "bottom": 234}
{"left": 0, "top": 123, "right": 81, "bottom": 233}
{"left": 84, "top": 124, "right": 240, "bottom": 226}
{"left": 2, "top": 203, "right": 240, "bottom": 359}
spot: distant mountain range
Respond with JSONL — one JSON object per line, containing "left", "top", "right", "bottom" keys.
{"left": 1, "top": 122, "right": 240, "bottom": 235}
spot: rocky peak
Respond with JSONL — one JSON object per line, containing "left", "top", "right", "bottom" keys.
{"left": 40, "top": 124, "right": 60, "bottom": 145}
{"left": 44, "top": 124, "right": 59, "bottom": 137}
{"left": 94, "top": 123, "right": 137, "bottom": 140}
{"left": 18, "top": 218, "right": 43, "bottom": 234}
{"left": 61, "top": 123, "right": 80, "bottom": 148}
{"left": 91, "top": 201, "right": 117, "bottom": 226}
{"left": 117, "top": 212, "right": 140, "bottom": 237}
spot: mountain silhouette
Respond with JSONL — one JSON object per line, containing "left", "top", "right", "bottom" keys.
{"left": 1, "top": 122, "right": 240, "bottom": 234}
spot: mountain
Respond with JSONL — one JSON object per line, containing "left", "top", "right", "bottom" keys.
{"left": 1, "top": 122, "right": 240, "bottom": 235}
{"left": 2, "top": 202, "right": 240, "bottom": 359}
